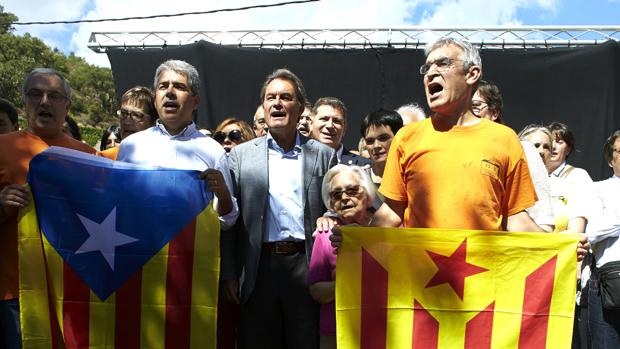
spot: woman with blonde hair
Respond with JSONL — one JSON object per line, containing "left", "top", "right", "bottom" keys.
{"left": 213, "top": 117, "right": 255, "bottom": 153}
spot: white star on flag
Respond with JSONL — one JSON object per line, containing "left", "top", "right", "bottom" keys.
{"left": 75, "top": 207, "right": 139, "bottom": 270}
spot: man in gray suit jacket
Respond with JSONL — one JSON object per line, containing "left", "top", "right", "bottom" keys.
{"left": 222, "top": 68, "right": 336, "bottom": 348}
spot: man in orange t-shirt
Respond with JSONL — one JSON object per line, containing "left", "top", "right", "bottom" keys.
{"left": 373, "top": 38, "right": 542, "bottom": 233}
{"left": 99, "top": 86, "right": 157, "bottom": 160}
{"left": 0, "top": 68, "right": 96, "bottom": 348}
{"left": 328, "top": 38, "right": 587, "bottom": 259}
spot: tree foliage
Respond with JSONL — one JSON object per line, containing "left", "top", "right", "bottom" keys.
{"left": 0, "top": 5, "right": 117, "bottom": 128}
{"left": 0, "top": 5, "right": 17, "bottom": 34}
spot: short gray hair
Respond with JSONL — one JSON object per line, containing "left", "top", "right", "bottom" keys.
{"left": 424, "top": 38, "right": 482, "bottom": 74}
{"left": 153, "top": 60, "right": 200, "bottom": 96}
{"left": 22, "top": 68, "right": 72, "bottom": 102}
{"left": 518, "top": 124, "right": 552, "bottom": 142}
{"left": 321, "top": 164, "right": 376, "bottom": 210}
{"left": 396, "top": 103, "right": 426, "bottom": 121}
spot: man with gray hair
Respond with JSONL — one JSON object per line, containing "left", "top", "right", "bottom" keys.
{"left": 117, "top": 59, "right": 238, "bottom": 229}
{"left": 0, "top": 68, "right": 96, "bottom": 348}
{"left": 224, "top": 68, "right": 336, "bottom": 348}
{"left": 396, "top": 102, "right": 426, "bottom": 125}
{"left": 373, "top": 38, "right": 547, "bottom": 233}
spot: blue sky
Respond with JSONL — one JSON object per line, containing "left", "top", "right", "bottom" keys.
{"left": 3, "top": 0, "right": 619, "bottom": 67}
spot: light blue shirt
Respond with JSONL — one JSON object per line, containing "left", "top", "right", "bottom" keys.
{"left": 117, "top": 121, "right": 239, "bottom": 229}
{"left": 264, "top": 132, "right": 305, "bottom": 242}
{"left": 587, "top": 175, "right": 620, "bottom": 267}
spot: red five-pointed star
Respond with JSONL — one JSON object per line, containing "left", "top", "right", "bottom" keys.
{"left": 425, "top": 239, "right": 488, "bottom": 300}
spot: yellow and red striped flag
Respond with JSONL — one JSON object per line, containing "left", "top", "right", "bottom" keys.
{"left": 18, "top": 147, "right": 220, "bottom": 348}
{"left": 336, "top": 227, "right": 579, "bottom": 349}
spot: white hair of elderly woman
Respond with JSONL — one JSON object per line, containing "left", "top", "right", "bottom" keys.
{"left": 321, "top": 164, "right": 376, "bottom": 210}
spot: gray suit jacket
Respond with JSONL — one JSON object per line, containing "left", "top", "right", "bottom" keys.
{"left": 222, "top": 135, "right": 336, "bottom": 303}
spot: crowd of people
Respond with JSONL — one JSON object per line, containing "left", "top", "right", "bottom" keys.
{"left": 0, "top": 36, "right": 619, "bottom": 349}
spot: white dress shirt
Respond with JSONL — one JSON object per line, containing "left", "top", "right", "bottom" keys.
{"left": 117, "top": 121, "right": 239, "bottom": 229}
{"left": 264, "top": 132, "right": 305, "bottom": 242}
{"left": 549, "top": 161, "right": 593, "bottom": 225}
{"left": 587, "top": 175, "right": 620, "bottom": 268}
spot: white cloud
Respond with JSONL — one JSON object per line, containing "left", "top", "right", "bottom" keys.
{"left": 4, "top": 0, "right": 90, "bottom": 50}
{"left": 417, "top": 0, "right": 559, "bottom": 26}
{"left": 5, "top": 0, "right": 564, "bottom": 67}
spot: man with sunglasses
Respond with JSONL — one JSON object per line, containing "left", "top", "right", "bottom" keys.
{"left": 117, "top": 60, "right": 238, "bottom": 230}
{"left": 100, "top": 86, "right": 157, "bottom": 160}
{"left": 0, "top": 68, "right": 96, "bottom": 348}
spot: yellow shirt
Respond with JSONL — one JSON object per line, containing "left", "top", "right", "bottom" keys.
{"left": 380, "top": 118, "right": 537, "bottom": 230}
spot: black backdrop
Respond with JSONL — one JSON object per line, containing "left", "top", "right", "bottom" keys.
{"left": 108, "top": 40, "right": 620, "bottom": 180}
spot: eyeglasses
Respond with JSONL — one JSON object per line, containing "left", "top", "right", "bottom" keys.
{"left": 213, "top": 129, "right": 243, "bottom": 144}
{"left": 25, "top": 89, "right": 68, "bottom": 104}
{"left": 329, "top": 185, "right": 362, "bottom": 201}
{"left": 117, "top": 109, "right": 151, "bottom": 122}
{"left": 419, "top": 58, "right": 463, "bottom": 75}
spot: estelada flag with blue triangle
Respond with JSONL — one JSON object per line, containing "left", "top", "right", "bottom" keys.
{"left": 18, "top": 147, "right": 220, "bottom": 349}
{"left": 336, "top": 226, "right": 580, "bottom": 349}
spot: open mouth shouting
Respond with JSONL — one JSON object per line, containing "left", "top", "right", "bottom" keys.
{"left": 427, "top": 81, "right": 444, "bottom": 100}
{"left": 162, "top": 100, "right": 180, "bottom": 114}
{"left": 270, "top": 110, "right": 287, "bottom": 118}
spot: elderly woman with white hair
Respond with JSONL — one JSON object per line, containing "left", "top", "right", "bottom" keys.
{"left": 308, "top": 164, "right": 376, "bottom": 349}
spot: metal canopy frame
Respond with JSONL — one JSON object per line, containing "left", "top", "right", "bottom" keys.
{"left": 88, "top": 26, "right": 620, "bottom": 53}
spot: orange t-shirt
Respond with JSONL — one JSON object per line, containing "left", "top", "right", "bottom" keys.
{"left": 0, "top": 130, "right": 96, "bottom": 300}
{"left": 379, "top": 118, "right": 537, "bottom": 230}
{"left": 99, "top": 145, "right": 120, "bottom": 160}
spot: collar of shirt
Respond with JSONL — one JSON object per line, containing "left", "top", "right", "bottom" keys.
{"left": 155, "top": 120, "right": 198, "bottom": 139}
{"left": 336, "top": 144, "right": 344, "bottom": 162}
{"left": 267, "top": 131, "right": 302, "bottom": 157}
{"left": 551, "top": 161, "right": 568, "bottom": 177}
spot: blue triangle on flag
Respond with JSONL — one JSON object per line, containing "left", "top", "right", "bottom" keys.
{"left": 28, "top": 147, "right": 212, "bottom": 300}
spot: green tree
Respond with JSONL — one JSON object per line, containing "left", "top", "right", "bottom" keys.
{"left": 0, "top": 9, "right": 116, "bottom": 128}
{"left": 0, "top": 5, "right": 18, "bottom": 34}
{"left": 0, "top": 32, "right": 66, "bottom": 107}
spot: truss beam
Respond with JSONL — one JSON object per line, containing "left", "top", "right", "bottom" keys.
{"left": 88, "top": 27, "right": 620, "bottom": 53}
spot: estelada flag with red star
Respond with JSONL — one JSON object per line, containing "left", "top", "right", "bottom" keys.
{"left": 336, "top": 227, "right": 579, "bottom": 349}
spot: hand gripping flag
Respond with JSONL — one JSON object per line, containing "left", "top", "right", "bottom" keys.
{"left": 18, "top": 147, "right": 221, "bottom": 349}
{"left": 336, "top": 227, "right": 579, "bottom": 349}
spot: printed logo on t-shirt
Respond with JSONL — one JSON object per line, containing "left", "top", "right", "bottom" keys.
{"left": 480, "top": 159, "right": 500, "bottom": 179}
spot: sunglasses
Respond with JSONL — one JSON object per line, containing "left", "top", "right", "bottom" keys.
{"left": 213, "top": 129, "right": 243, "bottom": 144}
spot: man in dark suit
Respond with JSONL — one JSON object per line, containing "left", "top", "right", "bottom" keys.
{"left": 310, "top": 97, "right": 371, "bottom": 167}
{"left": 222, "top": 68, "right": 336, "bottom": 349}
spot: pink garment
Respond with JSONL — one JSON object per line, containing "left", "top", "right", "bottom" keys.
{"left": 308, "top": 230, "right": 337, "bottom": 336}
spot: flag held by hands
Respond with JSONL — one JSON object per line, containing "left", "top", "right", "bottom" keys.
{"left": 18, "top": 147, "right": 221, "bottom": 349}
{"left": 336, "top": 227, "right": 579, "bottom": 349}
